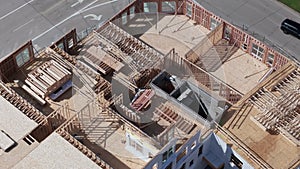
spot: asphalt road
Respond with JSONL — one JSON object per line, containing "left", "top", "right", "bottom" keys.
{"left": 196, "top": 0, "right": 300, "bottom": 62}
{"left": 0, "top": 0, "right": 131, "bottom": 59}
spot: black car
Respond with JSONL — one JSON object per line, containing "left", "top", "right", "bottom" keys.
{"left": 281, "top": 19, "right": 300, "bottom": 39}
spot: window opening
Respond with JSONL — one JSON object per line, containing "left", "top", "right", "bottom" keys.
{"left": 162, "top": 1, "right": 176, "bottom": 13}
{"left": 16, "top": 48, "right": 30, "bottom": 67}
{"left": 210, "top": 18, "right": 219, "bottom": 30}
{"left": 57, "top": 42, "right": 64, "bottom": 50}
{"left": 152, "top": 163, "right": 158, "bottom": 169}
{"left": 68, "top": 39, "right": 74, "bottom": 49}
{"left": 267, "top": 53, "right": 274, "bottom": 66}
{"left": 130, "top": 6, "right": 135, "bottom": 19}
{"left": 165, "top": 162, "right": 172, "bottom": 169}
{"left": 230, "top": 154, "right": 243, "bottom": 169}
{"left": 251, "top": 44, "right": 264, "bottom": 60}
{"left": 198, "top": 145, "right": 203, "bottom": 156}
{"left": 122, "top": 13, "right": 127, "bottom": 25}
{"left": 180, "top": 163, "right": 186, "bottom": 169}
{"left": 224, "top": 26, "right": 231, "bottom": 40}
{"left": 163, "top": 147, "right": 174, "bottom": 163}
{"left": 144, "top": 2, "right": 158, "bottom": 13}
{"left": 242, "top": 35, "right": 248, "bottom": 51}
{"left": 186, "top": 3, "right": 192, "bottom": 17}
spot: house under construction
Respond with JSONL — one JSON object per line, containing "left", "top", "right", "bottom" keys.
{"left": 0, "top": 0, "right": 299, "bottom": 169}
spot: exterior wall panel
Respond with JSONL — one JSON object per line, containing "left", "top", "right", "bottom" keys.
{"left": 0, "top": 41, "right": 34, "bottom": 81}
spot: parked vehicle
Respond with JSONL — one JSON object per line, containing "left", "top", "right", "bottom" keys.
{"left": 281, "top": 19, "right": 300, "bottom": 39}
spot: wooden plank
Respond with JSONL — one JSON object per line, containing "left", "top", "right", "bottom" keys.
{"left": 132, "top": 89, "right": 155, "bottom": 111}
{"left": 83, "top": 57, "right": 107, "bottom": 74}
{"left": 25, "top": 79, "right": 45, "bottom": 98}
{"left": 51, "top": 60, "right": 71, "bottom": 75}
{"left": 37, "top": 72, "right": 56, "bottom": 86}
{"left": 87, "top": 46, "right": 124, "bottom": 71}
{"left": 0, "top": 83, "right": 12, "bottom": 95}
{"left": 21, "top": 82, "right": 46, "bottom": 105}
{"left": 37, "top": 68, "right": 56, "bottom": 85}
{"left": 37, "top": 76, "right": 53, "bottom": 89}
{"left": 28, "top": 74, "right": 48, "bottom": 91}
{"left": 45, "top": 68, "right": 61, "bottom": 81}
{"left": 26, "top": 78, "right": 47, "bottom": 93}
{"left": 49, "top": 65, "right": 65, "bottom": 79}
